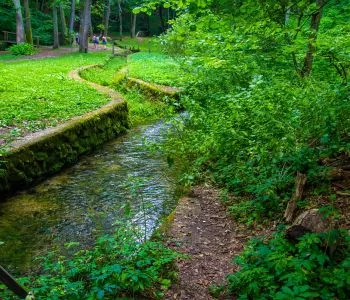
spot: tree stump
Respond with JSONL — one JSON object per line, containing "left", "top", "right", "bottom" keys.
{"left": 284, "top": 172, "right": 307, "bottom": 223}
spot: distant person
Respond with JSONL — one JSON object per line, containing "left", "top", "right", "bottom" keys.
{"left": 75, "top": 33, "right": 79, "bottom": 45}
{"left": 101, "top": 35, "right": 107, "bottom": 50}
{"left": 92, "top": 35, "right": 99, "bottom": 49}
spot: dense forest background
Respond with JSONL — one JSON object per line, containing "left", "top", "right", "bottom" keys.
{"left": 0, "top": 0, "right": 173, "bottom": 47}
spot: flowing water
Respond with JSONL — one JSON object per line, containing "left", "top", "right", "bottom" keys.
{"left": 0, "top": 119, "right": 179, "bottom": 274}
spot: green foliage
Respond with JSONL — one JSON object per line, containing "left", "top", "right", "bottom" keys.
{"left": 158, "top": 0, "right": 350, "bottom": 222}
{"left": 225, "top": 230, "right": 350, "bottom": 299}
{"left": 8, "top": 43, "right": 37, "bottom": 56}
{"left": 115, "top": 36, "right": 162, "bottom": 53}
{"left": 0, "top": 225, "right": 180, "bottom": 299}
{"left": 0, "top": 52, "right": 113, "bottom": 153}
{"left": 121, "top": 87, "right": 175, "bottom": 126}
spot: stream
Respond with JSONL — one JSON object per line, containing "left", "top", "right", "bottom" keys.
{"left": 0, "top": 118, "right": 179, "bottom": 274}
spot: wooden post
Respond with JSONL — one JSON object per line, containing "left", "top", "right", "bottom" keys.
{"left": 0, "top": 265, "right": 28, "bottom": 298}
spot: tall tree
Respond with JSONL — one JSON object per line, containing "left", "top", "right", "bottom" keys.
{"left": 103, "top": 0, "right": 111, "bottom": 36}
{"left": 300, "top": 0, "right": 323, "bottom": 77}
{"left": 79, "top": 0, "right": 91, "bottom": 52}
{"left": 12, "top": 0, "right": 25, "bottom": 43}
{"left": 117, "top": 0, "right": 123, "bottom": 40}
{"left": 69, "top": 0, "right": 76, "bottom": 34}
{"left": 53, "top": 5, "right": 59, "bottom": 48}
{"left": 23, "top": 0, "right": 33, "bottom": 44}
{"left": 131, "top": 13, "right": 137, "bottom": 38}
{"left": 59, "top": 3, "right": 67, "bottom": 44}
{"left": 158, "top": 6, "right": 165, "bottom": 32}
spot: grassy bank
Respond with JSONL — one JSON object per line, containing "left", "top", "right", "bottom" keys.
{"left": 0, "top": 52, "right": 113, "bottom": 153}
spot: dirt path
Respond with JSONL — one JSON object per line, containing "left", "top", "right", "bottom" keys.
{"left": 4, "top": 44, "right": 117, "bottom": 62}
{"left": 165, "top": 187, "right": 255, "bottom": 299}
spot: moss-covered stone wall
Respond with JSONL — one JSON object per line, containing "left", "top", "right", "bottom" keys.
{"left": 0, "top": 101, "right": 129, "bottom": 197}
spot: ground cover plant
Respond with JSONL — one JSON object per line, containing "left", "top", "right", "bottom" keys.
{"left": 115, "top": 37, "right": 162, "bottom": 53}
{"left": 127, "top": 52, "right": 187, "bottom": 87}
{"left": 80, "top": 56, "right": 127, "bottom": 86}
{"left": 0, "top": 52, "right": 113, "bottom": 153}
{"left": 0, "top": 224, "right": 180, "bottom": 299}
{"left": 223, "top": 229, "right": 350, "bottom": 299}
{"left": 79, "top": 54, "right": 179, "bottom": 126}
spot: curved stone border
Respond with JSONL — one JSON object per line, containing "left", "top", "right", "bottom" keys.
{"left": 0, "top": 65, "right": 129, "bottom": 197}
{"left": 114, "top": 66, "right": 182, "bottom": 100}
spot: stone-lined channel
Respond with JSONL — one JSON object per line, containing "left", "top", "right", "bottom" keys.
{"left": 0, "top": 119, "right": 178, "bottom": 274}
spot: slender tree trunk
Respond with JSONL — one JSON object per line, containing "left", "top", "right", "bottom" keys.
{"left": 53, "top": 6, "right": 59, "bottom": 48}
{"left": 79, "top": 0, "right": 91, "bottom": 53}
{"left": 118, "top": 0, "right": 123, "bottom": 40}
{"left": 69, "top": 0, "right": 75, "bottom": 35}
{"left": 59, "top": 4, "right": 67, "bottom": 44}
{"left": 12, "top": 0, "right": 25, "bottom": 43}
{"left": 147, "top": 13, "right": 150, "bottom": 34}
{"left": 131, "top": 13, "right": 136, "bottom": 38}
{"left": 301, "top": 0, "right": 323, "bottom": 77}
{"left": 159, "top": 7, "right": 165, "bottom": 33}
{"left": 23, "top": 0, "right": 33, "bottom": 44}
{"left": 103, "top": 0, "right": 111, "bottom": 36}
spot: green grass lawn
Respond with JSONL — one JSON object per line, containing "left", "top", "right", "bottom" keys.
{"left": 79, "top": 55, "right": 176, "bottom": 127}
{"left": 114, "top": 36, "right": 161, "bottom": 53}
{"left": 0, "top": 52, "right": 113, "bottom": 152}
{"left": 127, "top": 52, "right": 187, "bottom": 87}
{"left": 0, "top": 53, "right": 17, "bottom": 61}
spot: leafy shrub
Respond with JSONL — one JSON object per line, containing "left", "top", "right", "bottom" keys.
{"left": 0, "top": 41, "right": 7, "bottom": 51}
{"left": 225, "top": 230, "right": 350, "bottom": 299}
{"left": 0, "top": 225, "right": 180, "bottom": 299}
{"left": 8, "top": 43, "right": 37, "bottom": 56}
{"left": 160, "top": 5, "right": 350, "bottom": 223}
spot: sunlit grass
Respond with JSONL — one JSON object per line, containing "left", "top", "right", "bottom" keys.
{"left": 0, "top": 52, "right": 112, "bottom": 150}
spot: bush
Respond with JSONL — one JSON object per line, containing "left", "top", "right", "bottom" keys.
{"left": 0, "top": 41, "right": 7, "bottom": 51}
{"left": 0, "top": 225, "right": 180, "bottom": 299}
{"left": 225, "top": 230, "right": 350, "bottom": 299}
{"left": 8, "top": 43, "right": 37, "bottom": 56}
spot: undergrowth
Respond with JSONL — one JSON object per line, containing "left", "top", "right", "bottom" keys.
{"left": 0, "top": 224, "right": 180, "bottom": 299}
{"left": 8, "top": 43, "right": 37, "bottom": 56}
{"left": 212, "top": 230, "right": 350, "bottom": 299}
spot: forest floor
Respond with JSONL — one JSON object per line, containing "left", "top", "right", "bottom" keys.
{"left": 165, "top": 186, "right": 273, "bottom": 299}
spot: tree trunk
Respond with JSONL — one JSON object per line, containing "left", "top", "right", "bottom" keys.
{"left": 59, "top": 4, "right": 67, "bottom": 44}
{"left": 23, "top": 0, "right": 33, "bottom": 44}
{"left": 53, "top": 6, "right": 59, "bottom": 49}
{"left": 284, "top": 172, "right": 307, "bottom": 223}
{"left": 12, "top": 0, "right": 25, "bottom": 43}
{"left": 103, "top": 0, "right": 111, "bottom": 36}
{"left": 79, "top": 0, "right": 91, "bottom": 53}
{"left": 69, "top": 0, "right": 75, "bottom": 35}
{"left": 118, "top": 0, "right": 123, "bottom": 40}
{"left": 301, "top": 0, "right": 323, "bottom": 77}
{"left": 159, "top": 7, "right": 165, "bottom": 33}
{"left": 131, "top": 13, "right": 137, "bottom": 38}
